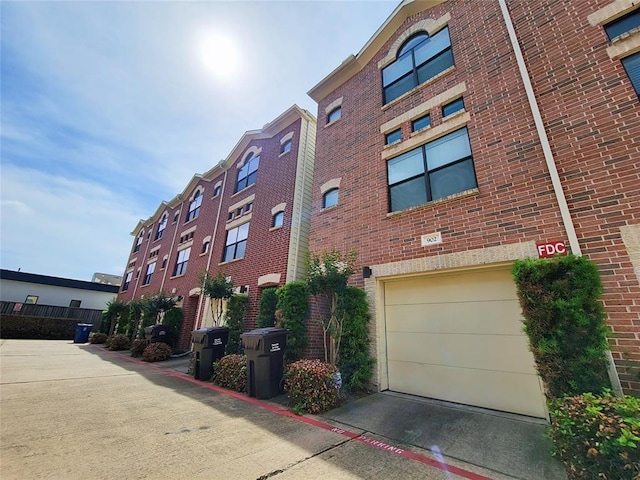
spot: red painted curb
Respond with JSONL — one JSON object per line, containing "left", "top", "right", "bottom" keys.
{"left": 99, "top": 347, "right": 493, "bottom": 480}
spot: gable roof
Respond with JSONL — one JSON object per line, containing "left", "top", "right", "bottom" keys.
{"left": 308, "top": 0, "right": 446, "bottom": 102}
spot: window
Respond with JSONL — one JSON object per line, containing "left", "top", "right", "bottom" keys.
{"left": 122, "top": 272, "right": 132, "bottom": 291}
{"left": 213, "top": 185, "right": 222, "bottom": 197}
{"left": 143, "top": 262, "right": 156, "bottom": 285}
{"left": 155, "top": 215, "right": 168, "bottom": 240}
{"left": 246, "top": 202, "right": 253, "bottom": 212}
{"left": 161, "top": 257, "right": 168, "bottom": 269}
{"left": 223, "top": 223, "right": 249, "bottom": 262}
{"left": 202, "top": 240, "right": 210, "bottom": 254}
{"left": 442, "top": 97, "right": 465, "bottom": 117}
{"left": 382, "top": 28, "right": 454, "bottom": 104}
{"left": 621, "top": 52, "right": 640, "bottom": 96}
{"left": 235, "top": 154, "right": 259, "bottom": 193}
{"left": 604, "top": 9, "right": 640, "bottom": 40}
{"left": 25, "top": 295, "right": 38, "bottom": 304}
{"left": 281, "top": 139, "right": 292, "bottom": 154}
{"left": 228, "top": 211, "right": 235, "bottom": 221}
{"left": 412, "top": 114, "right": 431, "bottom": 132}
{"left": 272, "top": 211, "right": 284, "bottom": 228}
{"left": 186, "top": 191, "right": 202, "bottom": 222}
{"left": 387, "top": 127, "right": 477, "bottom": 212}
{"left": 323, "top": 188, "right": 339, "bottom": 208}
{"left": 385, "top": 129, "right": 402, "bottom": 145}
{"left": 69, "top": 300, "right": 81, "bottom": 308}
{"left": 134, "top": 231, "right": 143, "bottom": 252}
{"left": 173, "top": 248, "right": 191, "bottom": 276}
{"left": 327, "top": 107, "right": 342, "bottom": 123}
{"left": 173, "top": 212, "right": 180, "bottom": 223}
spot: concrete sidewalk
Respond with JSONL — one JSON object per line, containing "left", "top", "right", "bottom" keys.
{"left": 162, "top": 347, "right": 566, "bottom": 479}
{"left": 1, "top": 340, "right": 567, "bottom": 479}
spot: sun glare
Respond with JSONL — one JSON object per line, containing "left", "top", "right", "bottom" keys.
{"left": 200, "top": 33, "right": 240, "bottom": 79}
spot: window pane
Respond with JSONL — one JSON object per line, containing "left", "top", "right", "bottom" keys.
{"left": 384, "top": 74, "right": 416, "bottom": 103}
{"left": 429, "top": 159, "right": 477, "bottom": 200}
{"left": 385, "top": 129, "right": 402, "bottom": 145}
{"left": 382, "top": 54, "right": 414, "bottom": 86}
{"left": 604, "top": 10, "right": 640, "bottom": 40}
{"left": 328, "top": 107, "right": 342, "bottom": 123}
{"left": 246, "top": 171, "right": 257, "bottom": 187}
{"left": 390, "top": 176, "right": 428, "bottom": 212}
{"left": 273, "top": 212, "right": 284, "bottom": 227}
{"left": 622, "top": 51, "right": 640, "bottom": 96}
{"left": 417, "top": 48, "right": 454, "bottom": 84}
{"left": 235, "top": 240, "right": 247, "bottom": 259}
{"left": 238, "top": 222, "right": 250, "bottom": 241}
{"left": 398, "top": 33, "right": 429, "bottom": 57}
{"left": 223, "top": 246, "right": 234, "bottom": 263}
{"left": 248, "top": 156, "right": 259, "bottom": 173}
{"left": 323, "top": 189, "right": 339, "bottom": 208}
{"left": 443, "top": 97, "right": 465, "bottom": 117}
{"left": 387, "top": 147, "right": 425, "bottom": 185}
{"left": 425, "top": 128, "right": 471, "bottom": 171}
{"left": 414, "top": 27, "right": 451, "bottom": 66}
{"left": 412, "top": 115, "right": 431, "bottom": 132}
{"left": 226, "top": 228, "right": 238, "bottom": 246}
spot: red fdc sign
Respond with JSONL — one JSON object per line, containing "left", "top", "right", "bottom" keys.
{"left": 536, "top": 241, "right": 567, "bottom": 258}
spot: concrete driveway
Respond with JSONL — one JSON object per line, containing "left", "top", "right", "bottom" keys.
{"left": 0, "top": 340, "right": 561, "bottom": 479}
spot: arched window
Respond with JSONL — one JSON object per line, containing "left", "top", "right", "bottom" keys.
{"left": 323, "top": 188, "right": 339, "bottom": 208}
{"left": 272, "top": 211, "right": 284, "bottom": 228}
{"left": 327, "top": 106, "right": 342, "bottom": 124}
{"left": 155, "top": 214, "right": 168, "bottom": 240}
{"left": 235, "top": 154, "right": 259, "bottom": 193}
{"left": 186, "top": 190, "right": 202, "bottom": 222}
{"left": 134, "top": 230, "right": 144, "bottom": 252}
{"left": 382, "top": 28, "right": 453, "bottom": 104}
{"left": 281, "top": 139, "right": 292, "bottom": 154}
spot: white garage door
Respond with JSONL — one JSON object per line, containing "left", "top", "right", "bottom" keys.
{"left": 384, "top": 268, "right": 546, "bottom": 418}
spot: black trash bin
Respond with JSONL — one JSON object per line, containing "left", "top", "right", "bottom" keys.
{"left": 191, "top": 327, "right": 230, "bottom": 381}
{"left": 73, "top": 323, "right": 93, "bottom": 343}
{"left": 145, "top": 325, "right": 169, "bottom": 344}
{"left": 241, "top": 328, "right": 288, "bottom": 399}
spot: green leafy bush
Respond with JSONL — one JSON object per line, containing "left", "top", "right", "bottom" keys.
{"left": 142, "top": 342, "right": 172, "bottom": 362}
{"left": 276, "top": 282, "right": 309, "bottom": 362}
{"left": 212, "top": 354, "right": 247, "bottom": 391}
{"left": 284, "top": 359, "right": 341, "bottom": 414}
{"left": 549, "top": 391, "right": 640, "bottom": 480}
{"left": 0, "top": 315, "right": 77, "bottom": 340}
{"left": 257, "top": 287, "right": 278, "bottom": 328}
{"left": 89, "top": 332, "right": 107, "bottom": 344}
{"left": 130, "top": 338, "right": 148, "bottom": 357}
{"left": 108, "top": 334, "right": 131, "bottom": 351}
{"left": 162, "top": 307, "right": 183, "bottom": 348}
{"left": 512, "top": 255, "right": 610, "bottom": 398}
{"left": 225, "top": 295, "right": 249, "bottom": 355}
{"left": 337, "top": 287, "right": 374, "bottom": 391}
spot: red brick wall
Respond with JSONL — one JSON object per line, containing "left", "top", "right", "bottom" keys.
{"left": 508, "top": 0, "right": 640, "bottom": 393}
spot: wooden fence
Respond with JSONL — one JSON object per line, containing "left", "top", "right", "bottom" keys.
{"left": 0, "top": 301, "right": 104, "bottom": 326}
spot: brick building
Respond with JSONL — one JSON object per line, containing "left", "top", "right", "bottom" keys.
{"left": 307, "top": 0, "right": 639, "bottom": 417}
{"left": 118, "top": 105, "right": 316, "bottom": 349}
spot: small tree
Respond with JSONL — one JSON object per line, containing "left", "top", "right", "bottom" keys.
{"left": 201, "top": 272, "right": 234, "bottom": 326}
{"left": 257, "top": 287, "right": 278, "bottom": 328}
{"left": 162, "top": 307, "right": 183, "bottom": 349}
{"left": 307, "top": 250, "right": 356, "bottom": 366}
{"left": 276, "top": 282, "right": 309, "bottom": 362}
{"left": 142, "top": 292, "right": 177, "bottom": 325}
{"left": 225, "top": 294, "right": 249, "bottom": 355}
{"left": 103, "top": 299, "right": 128, "bottom": 336}
{"left": 128, "top": 300, "right": 145, "bottom": 341}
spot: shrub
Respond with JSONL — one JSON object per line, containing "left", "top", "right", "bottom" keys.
{"left": 512, "top": 255, "right": 610, "bottom": 398}
{"left": 276, "top": 282, "right": 309, "bottom": 362}
{"left": 284, "top": 359, "right": 341, "bottom": 414}
{"left": 142, "top": 342, "right": 172, "bottom": 362}
{"left": 0, "top": 315, "right": 77, "bottom": 340}
{"left": 549, "top": 391, "right": 640, "bottom": 480}
{"left": 257, "top": 287, "right": 278, "bottom": 328}
{"left": 212, "top": 354, "right": 247, "bottom": 391}
{"left": 108, "top": 334, "right": 131, "bottom": 351}
{"left": 225, "top": 295, "right": 249, "bottom": 355}
{"left": 162, "top": 307, "right": 183, "bottom": 348}
{"left": 130, "top": 338, "right": 148, "bottom": 357}
{"left": 89, "top": 332, "right": 107, "bottom": 344}
{"left": 337, "top": 287, "right": 374, "bottom": 391}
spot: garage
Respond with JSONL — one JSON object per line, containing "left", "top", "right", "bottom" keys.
{"left": 384, "top": 267, "right": 547, "bottom": 418}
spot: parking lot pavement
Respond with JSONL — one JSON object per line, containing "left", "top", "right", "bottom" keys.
{"left": 1, "top": 340, "right": 529, "bottom": 480}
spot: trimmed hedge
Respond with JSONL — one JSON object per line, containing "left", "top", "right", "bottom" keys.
{"left": 284, "top": 359, "right": 341, "bottom": 414}
{"left": 212, "top": 354, "right": 247, "bottom": 391}
{"left": 0, "top": 315, "right": 78, "bottom": 340}
{"left": 142, "top": 342, "right": 172, "bottom": 362}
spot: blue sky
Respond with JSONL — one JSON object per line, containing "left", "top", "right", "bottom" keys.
{"left": 1, "top": 0, "right": 396, "bottom": 281}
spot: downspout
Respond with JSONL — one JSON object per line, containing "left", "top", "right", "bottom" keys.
{"left": 498, "top": 0, "right": 623, "bottom": 396}
{"left": 195, "top": 167, "right": 228, "bottom": 330}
